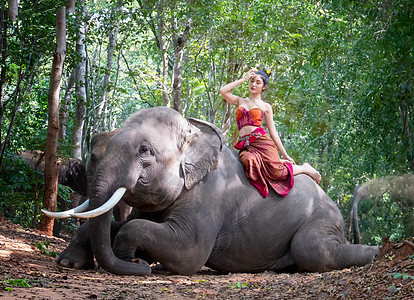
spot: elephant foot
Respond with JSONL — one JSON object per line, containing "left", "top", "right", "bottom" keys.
{"left": 151, "top": 262, "right": 165, "bottom": 271}
{"left": 133, "top": 261, "right": 166, "bottom": 273}
{"left": 56, "top": 243, "right": 95, "bottom": 270}
{"left": 132, "top": 258, "right": 147, "bottom": 264}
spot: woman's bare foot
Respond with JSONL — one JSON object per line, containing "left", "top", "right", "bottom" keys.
{"left": 303, "top": 163, "right": 321, "bottom": 184}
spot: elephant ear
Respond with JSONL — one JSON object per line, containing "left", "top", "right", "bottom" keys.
{"left": 181, "top": 118, "right": 224, "bottom": 189}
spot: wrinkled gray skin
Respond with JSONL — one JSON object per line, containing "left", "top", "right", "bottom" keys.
{"left": 87, "top": 130, "right": 132, "bottom": 222}
{"left": 58, "top": 107, "right": 378, "bottom": 276}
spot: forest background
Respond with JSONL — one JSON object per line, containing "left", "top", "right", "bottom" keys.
{"left": 0, "top": 0, "right": 413, "bottom": 246}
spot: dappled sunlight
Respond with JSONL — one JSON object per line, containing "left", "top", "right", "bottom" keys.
{"left": 0, "top": 234, "right": 35, "bottom": 259}
{"left": 1, "top": 211, "right": 413, "bottom": 298}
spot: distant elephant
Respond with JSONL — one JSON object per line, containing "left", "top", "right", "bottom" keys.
{"left": 87, "top": 130, "right": 132, "bottom": 222}
{"left": 58, "top": 157, "right": 88, "bottom": 196}
{"left": 18, "top": 150, "right": 87, "bottom": 196}
{"left": 349, "top": 175, "right": 414, "bottom": 244}
{"left": 43, "top": 107, "right": 378, "bottom": 276}
{"left": 18, "top": 151, "right": 88, "bottom": 236}
{"left": 18, "top": 150, "right": 45, "bottom": 172}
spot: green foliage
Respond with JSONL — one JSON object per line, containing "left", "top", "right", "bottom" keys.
{"left": 227, "top": 281, "right": 249, "bottom": 289}
{"left": 7, "top": 80, "right": 49, "bottom": 153}
{"left": 358, "top": 193, "right": 406, "bottom": 245}
{"left": 35, "top": 241, "right": 59, "bottom": 258}
{"left": 3, "top": 278, "right": 31, "bottom": 291}
{"left": 0, "top": 153, "right": 43, "bottom": 228}
{"left": 0, "top": 152, "right": 75, "bottom": 229}
{"left": 387, "top": 263, "right": 414, "bottom": 293}
{"left": 387, "top": 272, "right": 414, "bottom": 281}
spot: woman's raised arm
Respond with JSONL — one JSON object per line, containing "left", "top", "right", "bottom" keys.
{"left": 220, "top": 69, "right": 257, "bottom": 106}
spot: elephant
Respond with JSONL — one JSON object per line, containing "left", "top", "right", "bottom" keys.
{"left": 58, "top": 157, "right": 88, "bottom": 196}
{"left": 43, "top": 106, "right": 378, "bottom": 276}
{"left": 18, "top": 150, "right": 87, "bottom": 196}
{"left": 18, "top": 150, "right": 88, "bottom": 236}
{"left": 349, "top": 175, "right": 414, "bottom": 244}
{"left": 87, "top": 130, "right": 132, "bottom": 222}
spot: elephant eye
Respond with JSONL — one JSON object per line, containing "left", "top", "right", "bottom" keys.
{"left": 138, "top": 145, "right": 149, "bottom": 155}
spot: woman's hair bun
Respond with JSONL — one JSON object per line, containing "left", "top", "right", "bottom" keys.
{"left": 255, "top": 69, "right": 271, "bottom": 86}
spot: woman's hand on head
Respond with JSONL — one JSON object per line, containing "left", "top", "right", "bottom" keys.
{"left": 243, "top": 69, "right": 258, "bottom": 82}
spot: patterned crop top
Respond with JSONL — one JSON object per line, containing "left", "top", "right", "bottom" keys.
{"left": 235, "top": 107, "right": 264, "bottom": 130}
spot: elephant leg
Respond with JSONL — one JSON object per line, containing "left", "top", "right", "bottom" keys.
{"left": 112, "top": 219, "right": 213, "bottom": 275}
{"left": 290, "top": 227, "right": 378, "bottom": 272}
{"left": 118, "top": 200, "right": 132, "bottom": 222}
{"left": 113, "top": 201, "right": 132, "bottom": 222}
{"left": 268, "top": 251, "right": 297, "bottom": 272}
{"left": 57, "top": 220, "right": 124, "bottom": 269}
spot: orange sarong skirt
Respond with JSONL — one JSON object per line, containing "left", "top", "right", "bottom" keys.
{"left": 237, "top": 131, "right": 294, "bottom": 198}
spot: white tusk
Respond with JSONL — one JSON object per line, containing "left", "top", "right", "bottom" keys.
{"left": 69, "top": 187, "right": 127, "bottom": 219}
{"left": 41, "top": 200, "right": 90, "bottom": 219}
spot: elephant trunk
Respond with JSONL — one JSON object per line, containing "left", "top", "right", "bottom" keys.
{"left": 86, "top": 163, "right": 150, "bottom": 275}
{"left": 88, "top": 210, "right": 151, "bottom": 275}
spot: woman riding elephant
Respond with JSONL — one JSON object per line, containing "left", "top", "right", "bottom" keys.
{"left": 220, "top": 69, "right": 321, "bottom": 197}
{"left": 43, "top": 107, "right": 377, "bottom": 276}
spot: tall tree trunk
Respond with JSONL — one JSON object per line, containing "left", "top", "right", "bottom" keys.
{"left": 71, "top": 0, "right": 87, "bottom": 160}
{"left": 39, "top": 6, "right": 66, "bottom": 235}
{"left": 67, "top": 0, "right": 75, "bottom": 14}
{"left": 93, "top": 2, "right": 120, "bottom": 134}
{"left": 7, "top": 0, "right": 18, "bottom": 22}
{"left": 171, "top": 17, "right": 191, "bottom": 113}
{"left": 319, "top": 135, "right": 333, "bottom": 194}
{"left": 156, "top": 1, "right": 170, "bottom": 107}
{"left": 0, "top": 9, "right": 7, "bottom": 172}
{"left": 59, "top": 0, "right": 75, "bottom": 142}
{"left": 160, "top": 32, "right": 170, "bottom": 106}
{"left": 59, "top": 69, "right": 75, "bottom": 141}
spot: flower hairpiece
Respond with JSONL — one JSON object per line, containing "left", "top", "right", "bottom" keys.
{"left": 265, "top": 70, "right": 271, "bottom": 76}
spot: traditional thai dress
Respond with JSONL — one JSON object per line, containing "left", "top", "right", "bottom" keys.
{"left": 234, "top": 107, "right": 294, "bottom": 198}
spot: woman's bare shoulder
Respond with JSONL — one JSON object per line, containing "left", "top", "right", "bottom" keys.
{"left": 262, "top": 102, "right": 273, "bottom": 112}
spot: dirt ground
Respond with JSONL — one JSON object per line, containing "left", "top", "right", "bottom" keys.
{"left": 0, "top": 215, "right": 413, "bottom": 300}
